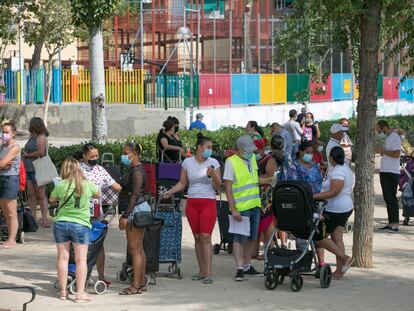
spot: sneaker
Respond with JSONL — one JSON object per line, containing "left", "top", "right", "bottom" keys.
{"left": 235, "top": 269, "right": 244, "bottom": 282}
{"left": 244, "top": 266, "right": 264, "bottom": 277}
{"left": 315, "top": 265, "right": 322, "bottom": 279}
{"left": 379, "top": 225, "right": 392, "bottom": 230}
{"left": 388, "top": 227, "right": 399, "bottom": 233}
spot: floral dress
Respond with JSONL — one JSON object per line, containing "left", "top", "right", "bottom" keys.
{"left": 286, "top": 160, "right": 323, "bottom": 194}
{"left": 80, "top": 163, "right": 116, "bottom": 215}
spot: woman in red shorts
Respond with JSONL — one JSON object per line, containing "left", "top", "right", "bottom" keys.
{"left": 164, "top": 133, "right": 221, "bottom": 284}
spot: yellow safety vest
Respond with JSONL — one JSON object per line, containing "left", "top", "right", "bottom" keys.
{"left": 229, "top": 155, "right": 261, "bottom": 212}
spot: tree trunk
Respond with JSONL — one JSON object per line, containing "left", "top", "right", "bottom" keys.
{"left": 244, "top": 1, "right": 254, "bottom": 72}
{"left": 352, "top": 0, "right": 383, "bottom": 268}
{"left": 43, "top": 57, "right": 53, "bottom": 127}
{"left": 89, "top": 25, "right": 107, "bottom": 144}
{"left": 31, "top": 40, "right": 44, "bottom": 70}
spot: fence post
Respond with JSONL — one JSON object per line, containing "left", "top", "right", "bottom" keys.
{"left": 164, "top": 74, "right": 168, "bottom": 110}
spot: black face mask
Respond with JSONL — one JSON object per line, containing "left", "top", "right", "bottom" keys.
{"left": 175, "top": 126, "right": 179, "bottom": 133}
{"left": 88, "top": 159, "right": 98, "bottom": 166}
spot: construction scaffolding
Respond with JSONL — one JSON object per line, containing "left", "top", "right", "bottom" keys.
{"left": 77, "top": 0, "right": 296, "bottom": 74}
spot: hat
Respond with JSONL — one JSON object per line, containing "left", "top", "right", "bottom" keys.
{"left": 330, "top": 124, "right": 348, "bottom": 134}
{"left": 236, "top": 135, "right": 257, "bottom": 153}
{"left": 196, "top": 113, "right": 204, "bottom": 119}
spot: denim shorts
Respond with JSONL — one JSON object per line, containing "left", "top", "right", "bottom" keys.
{"left": 233, "top": 207, "right": 260, "bottom": 244}
{"left": 26, "top": 172, "right": 37, "bottom": 185}
{"left": 0, "top": 175, "right": 19, "bottom": 199}
{"left": 53, "top": 221, "right": 90, "bottom": 244}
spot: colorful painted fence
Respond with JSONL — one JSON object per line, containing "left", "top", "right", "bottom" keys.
{"left": 199, "top": 74, "right": 231, "bottom": 107}
{"left": 260, "top": 74, "right": 287, "bottom": 104}
{"left": 231, "top": 74, "right": 260, "bottom": 106}
{"left": 1, "top": 70, "right": 412, "bottom": 108}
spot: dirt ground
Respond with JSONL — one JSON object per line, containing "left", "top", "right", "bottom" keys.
{"left": 1, "top": 166, "right": 413, "bottom": 311}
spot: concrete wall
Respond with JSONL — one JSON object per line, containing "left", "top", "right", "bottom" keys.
{"left": 0, "top": 104, "right": 187, "bottom": 139}
{"left": 186, "top": 99, "right": 414, "bottom": 130}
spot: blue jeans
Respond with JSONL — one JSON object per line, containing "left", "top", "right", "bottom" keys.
{"left": 233, "top": 207, "right": 260, "bottom": 244}
{"left": 53, "top": 221, "right": 90, "bottom": 244}
{"left": 0, "top": 175, "right": 19, "bottom": 199}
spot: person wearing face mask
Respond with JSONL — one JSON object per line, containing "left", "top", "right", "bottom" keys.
{"left": 287, "top": 141, "right": 326, "bottom": 274}
{"left": 302, "top": 112, "right": 320, "bottom": 143}
{"left": 0, "top": 120, "right": 21, "bottom": 249}
{"left": 397, "top": 129, "right": 413, "bottom": 156}
{"left": 313, "top": 141, "right": 328, "bottom": 173}
{"left": 164, "top": 133, "right": 221, "bottom": 284}
{"left": 223, "top": 135, "right": 272, "bottom": 282}
{"left": 156, "top": 119, "right": 185, "bottom": 162}
{"left": 80, "top": 143, "right": 121, "bottom": 286}
{"left": 375, "top": 120, "right": 402, "bottom": 233}
{"left": 287, "top": 141, "right": 323, "bottom": 194}
{"left": 118, "top": 143, "right": 148, "bottom": 295}
{"left": 326, "top": 124, "right": 348, "bottom": 170}
{"left": 339, "top": 118, "right": 353, "bottom": 163}
{"left": 167, "top": 116, "right": 183, "bottom": 147}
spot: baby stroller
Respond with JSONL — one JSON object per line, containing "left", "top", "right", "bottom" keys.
{"left": 399, "top": 155, "right": 414, "bottom": 225}
{"left": 54, "top": 221, "right": 109, "bottom": 295}
{"left": 264, "top": 180, "right": 332, "bottom": 292}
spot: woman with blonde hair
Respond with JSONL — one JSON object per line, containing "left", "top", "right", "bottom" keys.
{"left": 49, "top": 158, "right": 100, "bottom": 302}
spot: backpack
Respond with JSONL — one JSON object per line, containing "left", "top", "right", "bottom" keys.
{"left": 19, "top": 161, "right": 26, "bottom": 192}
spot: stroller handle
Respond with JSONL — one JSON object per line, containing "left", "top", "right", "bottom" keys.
{"left": 0, "top": 286, "right": 36, "bottom": 311}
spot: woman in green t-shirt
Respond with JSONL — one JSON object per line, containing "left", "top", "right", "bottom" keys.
{"left": 49, "top": 158, "right": 100, "bottom": 302}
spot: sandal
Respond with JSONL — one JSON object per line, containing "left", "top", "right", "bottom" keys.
{"left": 140, "top": 285, "right": 147, "bottom": 292}
{"left": 191, "top": 274, "right": 205, "bottom": 281}
{"left": 203, "top": 278, "right": 213, "bottom": 284}
{"left": 59, "top": 290, "right": 68, "bottom": 300}
{"left": 341, "top": 257, "right": 355, "bottom": 274}
{"left": 119, "top": 286, "right": 142, "bottom": 295}
{"left": 75, "top": 293, "right": 92, "bottom": 303}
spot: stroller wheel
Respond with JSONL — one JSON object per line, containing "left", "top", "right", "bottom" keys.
{"left": 95, "top": 280, "right": 107, "bottom": 295}
{"left": 290, "top": 274, "right": 303, "bottom": 292}
{"left": 345, "top": 223, "right": 353, "bottom": 233}
{"left": 117, "top": 270, "right": 128, "bottom": 283}
{"left": 227, "top": 244, "right": 233, "bottom": 255}
{"left": 264, "top": 270, "right": 278, "bottom": 290}
{"left": 177, "top": 267, "right": 183, "bottom": 280}
{"left": 319, "top": 264, "right": 332, "bottom": 289}
{"left": 17, "top": 231, "right": 24, "bottom": 244}
{"left": 277, "top": 273, "right": 285, "bottom": 285}
{"left": 213, "top": 244, "right": 221, "bottom": 255}
{"left": 68, "top": 281, "right": 77, "bottom": 295}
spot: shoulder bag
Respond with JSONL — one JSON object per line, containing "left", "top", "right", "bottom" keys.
{"left": 132, "top": 200, "right": 154, "bottom": 229}
{"left": 32, "top": 140, "right": 58, "bottom": 187}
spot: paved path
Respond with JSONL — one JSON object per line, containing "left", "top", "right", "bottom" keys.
{"left": 0, "top": 165, "right": 413, "bottom": 311}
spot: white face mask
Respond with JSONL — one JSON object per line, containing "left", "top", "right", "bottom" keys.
{"left": 401, "top": 135, "right": 406, "bottom": 140}
{"left": 378, "top": 132, "right": 387, "bottom": 139}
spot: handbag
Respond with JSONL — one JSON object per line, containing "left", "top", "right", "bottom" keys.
{"left": 132, "top": 201, "right": 154, "bottom": 228}
{"left": 22, "top": 208, "right": 38, "bottom": 232}
{"left": 32, "top": 143, "right": 58, "bottom": 187}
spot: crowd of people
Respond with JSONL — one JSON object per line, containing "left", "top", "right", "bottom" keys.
{"left": 0, "top": 107, "right": 410, "bottom": 302}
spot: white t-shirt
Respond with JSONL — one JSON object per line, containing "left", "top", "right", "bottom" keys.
{"left": 326, "top": 138, "right": 341, "bottom": 161}
{"left": 283, "top": 120, "right": 303, "bottom": 142}
{"left": 182, "top": 156, "right": 220, "bottom": 199}
{"left": 322, "top": 164, "right": 354, "bottom": 213}
{"left": 223, "top": 156, "right": 256, "bottom": 184}
{"left": 380, "top": 132, "right": 401, "bottom": 174}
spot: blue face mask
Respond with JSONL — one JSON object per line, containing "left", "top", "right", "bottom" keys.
{"left": 202, "top": 149, "right": 212, "bottom": 159}
{"left": 255, "top": 153, "right": 261, "bottom": 160}
{"left": 303, "top": 153, "right": 313, "bottom": 163}
{"left": 121, "top": 154, "right": 132, "bottom": 166}
{"left": 317, "top": 146, "right": 324, "bottom": 153}
{"left": 243, "top": 152, "right": 254, "bottom": 160}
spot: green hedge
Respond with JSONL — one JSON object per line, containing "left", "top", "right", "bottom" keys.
{"left": 48, "top": 115, "right": 414, "bottom": 169}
